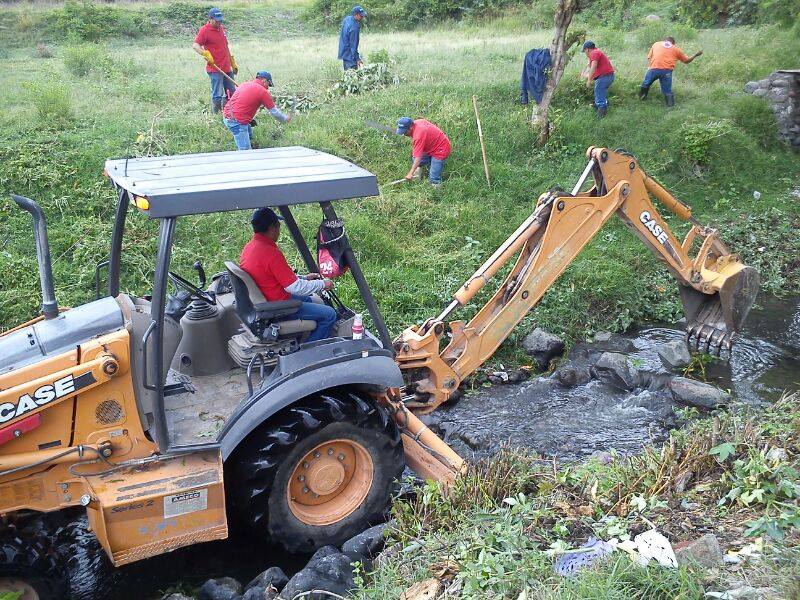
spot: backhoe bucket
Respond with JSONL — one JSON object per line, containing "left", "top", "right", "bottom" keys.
{"left": 680, "top": 265, "right": 760, "bottom": 353}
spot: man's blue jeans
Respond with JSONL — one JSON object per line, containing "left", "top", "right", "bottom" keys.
{"left": 224, "top": 117, "right": 252, "bottom": 150}
{"left": 641, "top": 68, "right": 673, "bottom": 95}
{"left": 283, "top": 295, "right": 338, "bottom": 343}
{"left": 417, "top": 155, "right": 446, "bottom": 184}
{"left": 208, "top": 70, "right": 236, "bottom": 105}
{"left": 593, "top": 73, "right": 615, "bottom": 108}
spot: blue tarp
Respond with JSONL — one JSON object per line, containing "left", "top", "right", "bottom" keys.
{"left": 520, "top": 48, "right": 551, "bottom": 105}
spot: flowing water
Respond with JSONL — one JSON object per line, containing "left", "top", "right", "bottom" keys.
{"left": 426, "top": 295, "right": 800, "bottom": 462}
{"left": 66, "top": 296, "right": 799, "bottom": 599}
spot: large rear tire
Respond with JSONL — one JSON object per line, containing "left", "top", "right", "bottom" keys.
{"left": 228, "top": 389, "right": 404, "bottom": 554}
{"left": 0, "top": 524, "right": 68, "bottom": 600}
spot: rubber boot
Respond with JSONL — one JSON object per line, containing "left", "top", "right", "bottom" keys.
{"left": 638, "top": 85, "right": 650, "bottom": 101}
{"left": 212, "top": 99, "right": 222, "bottom": 114}
{"left": 597, "top": 105, "right": 608, "bottom": 118}
{"left": 665, "top": 93, "right": 675, "bottom": 107}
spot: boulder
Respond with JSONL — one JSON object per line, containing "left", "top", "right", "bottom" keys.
{"left": 522, "top": 328, "right": 564, "bottom": 369}
{"left": 163, "top": 595, "right": 194, "bottom": 600}
{"left": 658, "top": 339, "right": 691, "bottom": 370}
{"left": 278, "top": 551, "right": 355, "bottom": 600}
{"left": 341, "top": 523, "right": 390, "bottom": 564}
{"left": 644, "top": 13, "right": 661, "bottom": 21}
{"left": 590, "top": 352, "right": 637, "bottom": 390}
{"left": 744, "top": 81, "right": 761, "bottom": 93}
{"left": 198, "top": 577, "right": 243, "bottom": 600}
{"left": 674, "top": 533, "right": 724, "bottom": 569}
{"left": 242, "top": 588, "right": 276, "bottom": 600}
{"left": 668, "top": 377, "right": 729, "bottom": 409}
{"left": 245, "top": 567, "right": 288, "bottom": 594}
{"left": 553, "top": 362, "right": 591, "bottom": 387}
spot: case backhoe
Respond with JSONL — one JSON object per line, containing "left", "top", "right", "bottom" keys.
{"left": 0, "top": 146, "right": 757, "bottom": 599}
{"left": 395, "top": 147, "right": 759, "bottom": 411}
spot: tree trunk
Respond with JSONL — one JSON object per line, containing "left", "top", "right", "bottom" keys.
{"left": 533, "top": 0, "right": 581, "bottom": 145}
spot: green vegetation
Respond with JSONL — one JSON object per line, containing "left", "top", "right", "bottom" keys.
{"left": 1, "top": 1, "right": 798, "bottom": 363}
{"left": 355, "top": 392, "right": 800, "bottom": 598}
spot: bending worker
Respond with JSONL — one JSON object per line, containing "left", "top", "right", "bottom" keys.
{"left": 396, "top": 117, "right": 451, "bottom": 188}
{"left": 639, "top": 36, "right": 703, "bottom": 106}
{"left": 222, "top": 71, "right": 291, "bottom": 151}
{"left": 338, "top": 6, "right": 366, "bottom": 70}
{"left": 192, "top": 7, "right": 238, "bottom": 113}
{"left": 581, "top": 40, "right": 615, "bottom": 117}
{"left": 240, "top": 208, "right": 337, "bottom": 343}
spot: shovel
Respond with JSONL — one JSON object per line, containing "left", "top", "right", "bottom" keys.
{"left": 364, "top": 120, "right": 396, "bottom": 134}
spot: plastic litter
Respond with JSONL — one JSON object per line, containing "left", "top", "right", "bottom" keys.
{"left": 554, "top": 537, "right": 614, "bottom": 576}
{"left": 631, "top": 529, "right": 677, "bottom": 567}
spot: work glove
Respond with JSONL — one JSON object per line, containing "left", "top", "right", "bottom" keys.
{"left": 201, "top": 49, "right": 214, "bottom": 65}
{"left": 230, "top": 55, "right": 238, "bottom": 74}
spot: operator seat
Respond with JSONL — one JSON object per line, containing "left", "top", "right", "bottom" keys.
{"left": 224, "top": 261, "right": 316, "bottom": 340}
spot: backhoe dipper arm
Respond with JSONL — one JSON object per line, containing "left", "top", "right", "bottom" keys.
{"left": 395, "top": 147, "right": 759, "bottom": 413}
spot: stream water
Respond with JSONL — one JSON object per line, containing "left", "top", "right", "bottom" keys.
{"left": 68, "top": 296, "right": 799, "bottom": 599}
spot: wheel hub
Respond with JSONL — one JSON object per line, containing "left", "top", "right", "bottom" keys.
{"left": 287, "top": 439, "right": 374, "bottom": 526}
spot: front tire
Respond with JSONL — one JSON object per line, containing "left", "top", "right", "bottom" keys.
{"left": 0, "top": 524, "right": 68, "bottom": 600}
{"left": 228, "top": 389, "right": 405, "bottom": 554}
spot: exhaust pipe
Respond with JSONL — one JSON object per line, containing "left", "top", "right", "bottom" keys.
{"left": 12, "top": 195, "right": 59, "bottom": 320}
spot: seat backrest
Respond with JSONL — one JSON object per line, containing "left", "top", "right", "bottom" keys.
{"left": 225, "top": 261, "right": 263, "bottom": 333}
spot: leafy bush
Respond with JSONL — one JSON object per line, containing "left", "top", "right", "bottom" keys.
{"left": 303, "top": 0, "right": 527, "bottom": 29}
{"left": 679, "top": 119, "right": 733, "bottom": 164}
{"left": 22, "top": 80, "right": 74, "bottom": 128}
{"left": 731, "top": 94, "right": 779, "bottom": 148}
{"left": 633, "top": 20, "right": 697, "bottom": 49}
{"left": 677, "top": 0, "right": 760, "bottom": 26}
{"left": 63, "top": 43, "right": 114, "bottom": 76}
{"left": 54, "top": 0, "right": 151, "bottom": 41}
{"left": 326, "top": 62, "right": 400, "bottom": 98}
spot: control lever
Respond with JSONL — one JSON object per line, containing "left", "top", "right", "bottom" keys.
{"left": 193, "top": 261, "right": 207, "bottom": 288}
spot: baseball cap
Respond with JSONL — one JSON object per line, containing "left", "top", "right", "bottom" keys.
{"left": 208, "top": 7, "right": 224, "bottom": 21}
{"left": 396, "top": 117, "right": 413, "bottom": 135}
{"left": 251, "top": 207, "right": 284, "bottom": 231}
{"left": 352, "top": 5, "right": 366, "bottom": 16}
{"left": 582, "top": 40, "right": 596, "bottom": 50}
{"left": 256, "top": 70, "right": 274, "bottom": 85}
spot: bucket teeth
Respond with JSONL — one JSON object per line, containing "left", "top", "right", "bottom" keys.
{"left": 686, "top": 323, "right": 733, "bottom": 357}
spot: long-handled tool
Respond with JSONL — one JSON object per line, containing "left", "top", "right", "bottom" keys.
{"left": 472, "top": 95, "right": 491, "bottom": 188}
{"left": 364, "top": 120, "right": 396, "bottom": 133}
{"left": 212, "top": 63, "right": 239, "bottom": 88}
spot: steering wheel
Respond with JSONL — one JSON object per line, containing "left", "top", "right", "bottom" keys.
{"left": 168, "top": 271, "right": 216, "bottom": 306}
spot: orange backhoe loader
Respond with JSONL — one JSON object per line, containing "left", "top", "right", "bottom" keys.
{"left": 0, "top": 147, "right": 757, "bottom": 599}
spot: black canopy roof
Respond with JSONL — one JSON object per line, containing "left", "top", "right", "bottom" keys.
{"left": 105, "top": 146, "right": 379, "bottom": 218}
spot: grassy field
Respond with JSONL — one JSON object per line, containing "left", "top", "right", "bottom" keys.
{"left": 1, "top": 1, "right": 799, "bottom": 365}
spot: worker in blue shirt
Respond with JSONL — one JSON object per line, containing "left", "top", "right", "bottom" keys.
{"left": 338, "top": 6, "right": 366, "bottom": 70}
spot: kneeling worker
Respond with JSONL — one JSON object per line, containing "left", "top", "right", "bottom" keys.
{"left": 223, "top": 71, "right": 291, "bottom": 150}
{"left": 396, "top": 117, "right": 451, "bottom": 188}
{"left": 240, "top": 208, "right": 337, "bottom": 342}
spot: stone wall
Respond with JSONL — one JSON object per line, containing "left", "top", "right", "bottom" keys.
{"left": 744, "top": 70, "right": 800, "bottom": 149}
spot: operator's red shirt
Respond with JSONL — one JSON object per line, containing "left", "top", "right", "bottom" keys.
{"left": 411, "top": 119, "right": 452, "bottom": 160}
{"left": 588, "top": 48, "right": 614, "bottom": 79}
{"left": 223, "top": 80, "right": 276, "bottom": 124}
{"left": 239, "top": 233, "right": 297, "bottom": 301}
{"left": 194, "top": 22, "right": 232, "bottom": 74}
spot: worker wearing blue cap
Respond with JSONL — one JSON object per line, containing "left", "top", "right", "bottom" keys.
{"left": 223, "top": 71, "right": 291, "bottom": 150}
{"left": 581, "top": 40, "right": 615, "bottom": 117}
{"left": 338, "top": 6, "right": 366, "bottom": 70}
{"left": 193, "top": 7, "right": 238, "bottom": 113}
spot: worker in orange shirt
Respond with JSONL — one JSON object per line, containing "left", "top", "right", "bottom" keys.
{"left": 639, "top": 36, "right": 702, "bottom": 106}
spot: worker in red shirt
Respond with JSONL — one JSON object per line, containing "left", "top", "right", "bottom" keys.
{"left": 223, "top": 71, "right": 291, "bottom": 150}
{"left": 396, "top": 117, "right": 452, "bottom": 188}
{"left": 640, "top": 36, "right": 703, "bottom": 106}
{"left": 240, "top": 208, "right": 337, "bottom": 343}
{"left": 581, "top": 41, "right": 615, "bottom": 117}
{"left": 192, "top": 7, "right": 238, "bottom": 113}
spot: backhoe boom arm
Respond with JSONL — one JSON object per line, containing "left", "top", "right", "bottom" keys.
{"left": 395, "top": 147, "right": 759, "bottom": 413}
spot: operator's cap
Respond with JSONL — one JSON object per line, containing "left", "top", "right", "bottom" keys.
{"left": 582, "top": 40, "right": 596, "bottom": 50}
{"left": 396, "top": 117, "right": 413, "bottom": 135}
{"left": 256, "top": 70, "right": 274, "bottom": 85}
{"left": 208, "top": 7, "right": 224, "bottom": 21}
{"left": 251, "top": 207, "right": 284, "bottom": 231}
{"left": 352, "top": 5, "right": 367, "bottom": 16}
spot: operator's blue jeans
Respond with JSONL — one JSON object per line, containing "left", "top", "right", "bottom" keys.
{"left": 284, "top": 295, "right": 338, "bottom": 343}
{"left": 641, "top": 68, "right": 673, "bottom": 95}
{"left": 224, "top": 118, "right": 252, "bottom": 150}
{"left": 593, "top": 73, "right": 615, "bottom": 108}
{"left": 417, "top": 155, "right": 447, "bottom": 184}
{"left": 208, "top": 70, "right": 236, "bottom": 105}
